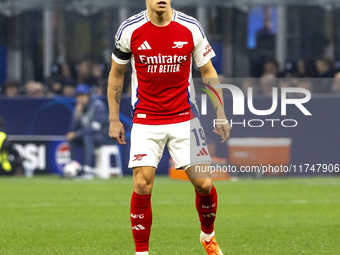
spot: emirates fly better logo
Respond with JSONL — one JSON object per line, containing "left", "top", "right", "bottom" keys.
{"left": 199, "top": 83, "right": 312, "bottom": 128}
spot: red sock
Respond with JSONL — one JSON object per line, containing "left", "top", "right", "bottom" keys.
{"left": 195, "top": 186, "right": 217, "bottom": 234}
{"left": 130, "top": 192, "right": 152, "bottom": 252}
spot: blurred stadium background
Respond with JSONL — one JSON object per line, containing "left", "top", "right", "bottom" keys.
{"left": 2, "top": 0, "right": 340, "bottom": 82}
{"left": 0, "top": 1, "right": 339, "bottom": 254}
{"left": 0, "top": 0, "right": 339, "bottom": 176}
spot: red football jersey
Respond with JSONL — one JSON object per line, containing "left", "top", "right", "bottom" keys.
{"left": 112, "top": 10, "right": 215, "bottom": 125}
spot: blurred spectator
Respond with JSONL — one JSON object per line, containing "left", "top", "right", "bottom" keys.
{"left": 77, "top": 60, "right": 93, "bottom": 85}
{"left": 279, "top": 79, "right": 292, "bottom": 89}
{"left": 89, "top": 62, "right": 106, "bottom": 86}
{"left": 4, "top": 80, "right": 21, "bottom": 98}
{"left": 62, "top": 78, "right": 77, "bottom": 97}
{"left": 315, "top": 58, "right": 334, "bottom": 93}
{"left": 0, "top": 117, "right": 24, "bottom": 175}
{"left": 297, "top": 79, "right": 313, "bottom": 93}
{"left": 25, "top": 81, "right": 45, "bottom": 97}
{"left": 333, "top": 72, "right": 340, "bottom": 93}
{"left": 297, "top": 60, "right": 306, "bottom": 77}
{"left": 241, "top": 78, "right": 258, "bottom": 96}
{"left": 61, "top": 63, "right": 75, "bottom": 80}
{"left": 260, "top": 73, "right": 276, "bottom": 96}
{"left": 95, "top": 80, "right": 108, "bottom": 97}
{"left": 65, "top": 84, "right": 110, "bottom": 178}
{"left": 263, "top": 59, "right": 284, "bottom": 78}
{"left": 283, "top": 61, "right": 296, "bottom": 77}
{"left": 47, "top": 62, "right": 77, "bottom": 96}
{"left": 297, "top": 60, "right": 317, "bottom": 78}
{"left": 60, "top": 62, "right": 77, "bottom": 97}
{"left": 316, "top": 58, "right": 334, "bottom": 78}
{"left": 48, "top": 77, "right": 63, "bottom": 95}
{"left": 50, "top": 62, "right": 62, "bottom": 77}
{"left": 256, "top": 7, "right": 275, "bottom": 50}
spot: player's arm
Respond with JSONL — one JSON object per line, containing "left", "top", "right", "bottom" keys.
{"left": 107, "top": 59, "right": 127, "bottom": 145}
{"left": 199, "top": 60, "right": 231, "bottom": 143}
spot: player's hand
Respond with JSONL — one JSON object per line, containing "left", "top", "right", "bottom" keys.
{"left": 75, "top": 103, "right": 84, "bottom": 118}
{"left": 213, "top": 118, "right": 231, "bottom": 143}
{"left": 66, "top": 131, "right": 76, "bottom": 141}
{"left": 109, "top": 120, "right": 127, "bottom": 145}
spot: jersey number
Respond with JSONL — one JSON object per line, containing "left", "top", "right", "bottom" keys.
{"left": 191, "top": 128, "right": 206, "bottom": 147}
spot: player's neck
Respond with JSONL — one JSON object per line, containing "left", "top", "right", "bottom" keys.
{"left": 147, "top": 8, "right": 173, "bottom": 27}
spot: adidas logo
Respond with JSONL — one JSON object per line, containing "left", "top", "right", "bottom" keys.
{"left": 197, "top": 148, "right": 209, "bottom": 157}
{"left": 132, "top": 224, "right": 146, "bottom": 231}
{"left": 138, "top": 41, "right": 152, "bottom": 50}
{"left": 202, "top": 213, "right": 216, "bottom": 218}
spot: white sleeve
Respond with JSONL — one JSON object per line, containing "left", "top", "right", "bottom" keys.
{"left": 192, "top": 27, "right": 216, "bottom": 68}
{"left": 112, "top": 25, "right": 132, "bottom": 65}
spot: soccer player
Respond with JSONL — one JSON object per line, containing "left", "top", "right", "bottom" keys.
{"left": 107, "top": 1, "right": 231, "bottom": 254}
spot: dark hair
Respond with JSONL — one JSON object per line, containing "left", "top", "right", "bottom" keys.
{"left": 317, "top": 57, "right": 333, "bottom": 69}
{"left": 5, "top": 80, "right": 20, "bottom": 89}
{"left": 265, "top": 59, "right": 279, "bottom": 69}
{"left": 0, "top": 117, "right": 3, "bottom": 131}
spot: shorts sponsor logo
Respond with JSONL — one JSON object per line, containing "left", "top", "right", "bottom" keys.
{"left": 133, "top": 154, "right": 147, "bottom": 161}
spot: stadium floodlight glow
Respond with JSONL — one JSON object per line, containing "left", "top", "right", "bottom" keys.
{"left": 0, "top": 0, "right": 22, "bottom": 17}
{"left": 68, "top": 0, "right": 100, "bottom": 16}
{"left": 0, "top": 0, "right": 54, "bottom": 17}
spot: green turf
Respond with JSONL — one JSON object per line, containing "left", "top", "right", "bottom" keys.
{"left": 0, "top": 176, "right": 339, "bottom": 255}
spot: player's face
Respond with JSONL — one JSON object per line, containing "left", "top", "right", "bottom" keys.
{"left": 76, "top": 94, "right": 90, "bottom": 106}
{"left": 146, "top": 0, "right": 172, "bottom": 12}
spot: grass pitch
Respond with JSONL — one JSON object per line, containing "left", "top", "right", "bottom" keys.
{"left": 0, "top": 176, "right": 339, "bottom": 255}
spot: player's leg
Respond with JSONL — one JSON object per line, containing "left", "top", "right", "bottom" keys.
{"left": 186, "top": 166, "right": 217, "bottom": 236}
{"left": 167, "top": 119, "right": 224, "bottom": 254}
{"left": 129, "top": 123, "right": 167, "bottom": 255}
{"left": 131, "top": 166, "right": 156, "bottom": 255}
{"left": 186, "top": 165, "right": 217, "bottom": 236}
{"left": 185, "top": 165, "right": 213, "bottom": 194}
{"left": 133, "top": 166, "right": 156, "bottom": 195}
{"left": 186, "top": 166, "right": 223, "bottom": 255}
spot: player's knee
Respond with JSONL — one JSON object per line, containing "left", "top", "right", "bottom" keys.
{"left": 195, "top": 179, "right": 213, "bottom": 195}
{"left": 134, "top": 178, "right": 153, "bottom": 195}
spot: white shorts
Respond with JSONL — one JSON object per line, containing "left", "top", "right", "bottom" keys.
{"left": 128, "top": 118, "right": 211, "bottom": 169}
